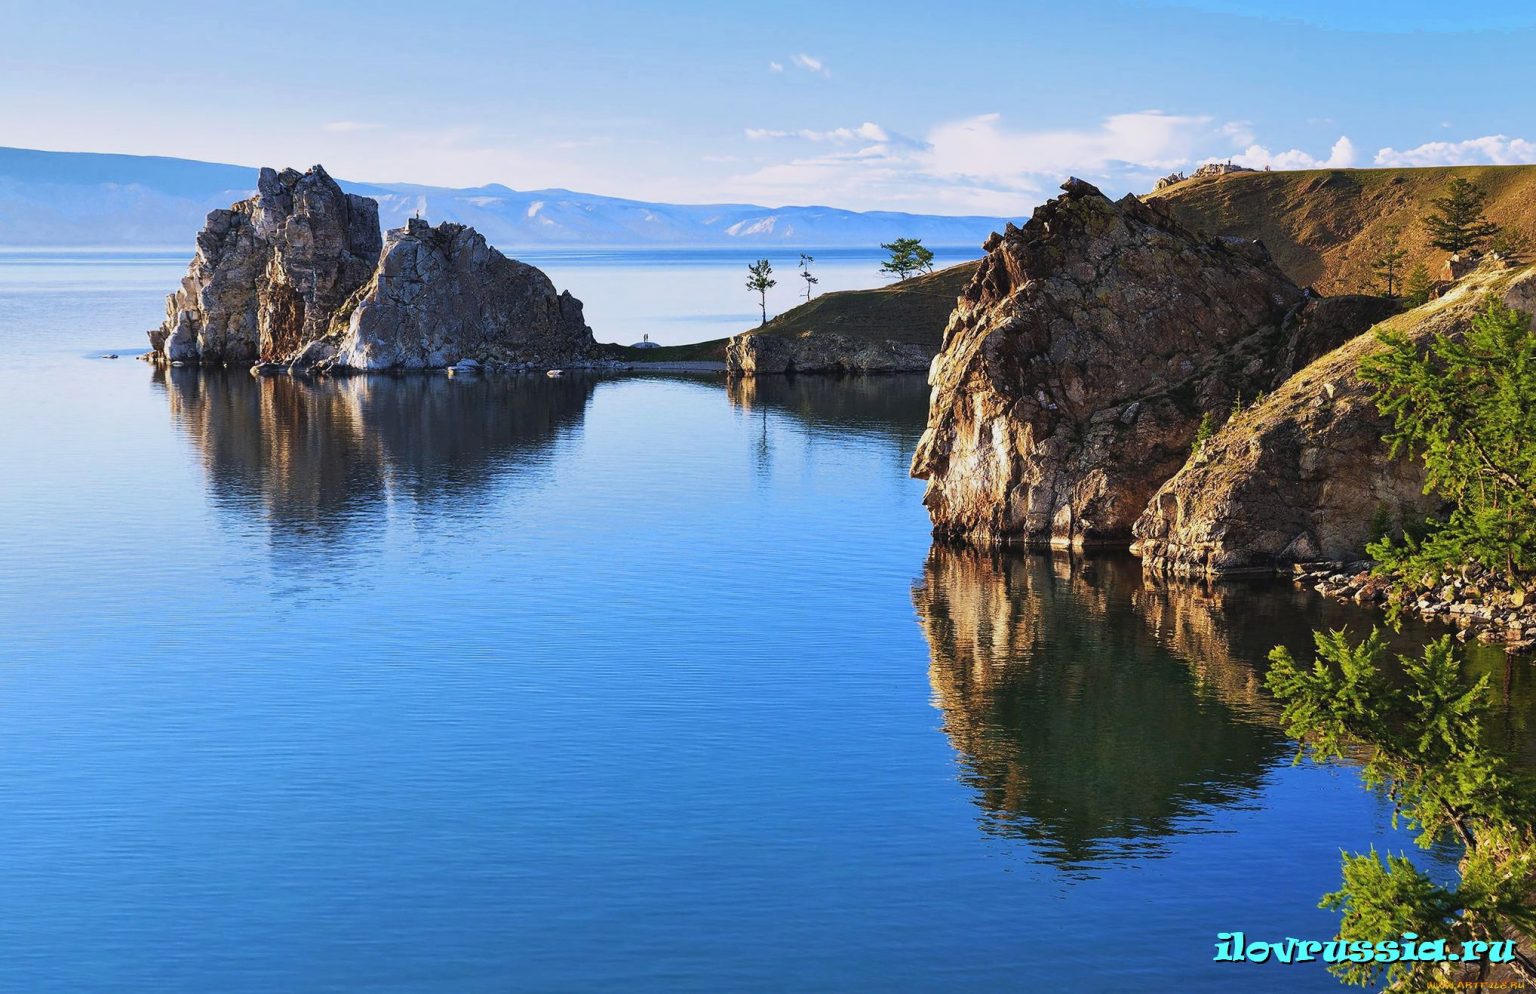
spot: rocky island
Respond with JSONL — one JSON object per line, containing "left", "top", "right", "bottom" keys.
{"left": 147, "top": 165, "right": 596, "bottom": 373}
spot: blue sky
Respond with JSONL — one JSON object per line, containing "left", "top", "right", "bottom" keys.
{"left": 6, "top": 0, "right": 1536, "bottom": 214}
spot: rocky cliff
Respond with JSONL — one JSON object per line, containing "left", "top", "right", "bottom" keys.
{"left": 1133, "top": 265, "right": 1536, "bottom": 575}
{"left": 724, "top": 262, "right": 976, "bottom": 375}
{"left": 148, "top": 166, "right": 595, "bottom": 372}
{"left": 910, "top": 178, "right": 1311, "bottom": 548}
{"left": 150, "top": 165, "right": 381, "bottom": 363}
{"left": 295, "top": 218, "right": 594, "bottom": 373}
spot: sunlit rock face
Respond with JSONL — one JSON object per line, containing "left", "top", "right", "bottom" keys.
{"left": 302, "top": 219, "right": 595, "bottom": 373}
{"left": 1133, "top": 267, "right": 1536, "bottom": 576}
{"left": 911, "top": 545, "right": 1284, "bottom": 868}
{"left": 910, "top": 179, "right": 1306, "bottom": 548}
{"left": 149, "top": 165, "right": 381, "bottom": 363}
{"left": 148, "top": 167, "right": 595, "bottom": 371}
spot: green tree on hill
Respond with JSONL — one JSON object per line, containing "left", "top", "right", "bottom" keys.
{"left": 746, "top": 259, "right": 775, "bottom": 325}
{"left": 1266, "top": 629, "right": 1536, "bottom": 989}
{"left": 1403, "top": 262, "right": 1434, "bottom": 308}
{"left": 798, "top": 253, "right": 818, "bottom": 302}
{"left": 1422, "top": 177, "right": 1500, "bottom": 256}
{"left": 880, "top": 238, "right": 935, "bottom": 281}
{"left": 1370, "top": 228, "right": 1409, "bottom": 297}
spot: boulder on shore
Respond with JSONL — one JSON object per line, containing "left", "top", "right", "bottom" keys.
{"left": 910, "top": 178, "right": 1308, "bottom": 548}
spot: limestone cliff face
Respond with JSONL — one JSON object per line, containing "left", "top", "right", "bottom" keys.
{"left": 724, "top": 331, "right": 932, "bottom": 374}
{"left": 298, "top": 219, "right": 595, "bottom": 372}
{"left": 150, "top": 166, "right": 381, "bottom": 363}
{"left": 1132, "top": 267, "right": 1536, "bottom": 575}
{"left": 910, "top": 179, "right": 1306, "bottom": 547}
{"left": 148, "top": 167, "right": 594, "bottom": 372}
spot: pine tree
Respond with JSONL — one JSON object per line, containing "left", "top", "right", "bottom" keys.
{"left": 1371, "top": 230, "right": 1409, "bottom": 297}
{"left": 1361, "top": 300, "right": 1536, "bottom": 589}
{"left": 1403, "top": 262, "right": 1434, "bottom": 308}
{"left": 1422, "top": 177, "right": 1500, "bottom": 256}
{"left": 1267, "top": 629, "right": 1536, "bottom": 989}
{"left": 745, "top": 259, "right": 775, "bottom": 325}
{"left": 880, "top": 238, "right": 934, "bottom": 281}
{"left": 798, "top": 253, "right": 818, "bottom": 302}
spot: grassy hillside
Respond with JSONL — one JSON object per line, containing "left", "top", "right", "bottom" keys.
{"left": 600, "top": 259, "right": 980, "bottom": 363}
{"left": 751, "top": 260, "right": 978, "bottom": 347}
{"left": 1145, "top": 165, "right": 1536, "bottom": 295}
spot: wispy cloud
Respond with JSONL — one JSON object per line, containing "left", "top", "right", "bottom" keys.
{"left": 745, "top": 122, "right": 890, "bottom": 143}
{"left": 789, "top": 53, "right": 829, "bottom": 77}
{"left": 767, "top": 60, "right": 784, "bottom": 73}
{"left": 1374, "top": 134, "right": 1536, "bottom": 167}
{"left": 322, "top": 120, "right": 382, "bottom": 133}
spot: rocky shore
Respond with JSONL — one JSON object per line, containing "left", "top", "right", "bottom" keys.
{"left": 1293, "top": 560, "right": 1536, "bottom": 653}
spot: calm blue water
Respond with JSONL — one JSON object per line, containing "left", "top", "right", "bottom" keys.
{"left": 0, "top": 252, "right": 1529, "bottom": 993}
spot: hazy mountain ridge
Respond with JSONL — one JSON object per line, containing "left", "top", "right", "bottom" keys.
{"left": 0, "top": 146, "right": 1006, "bottom": 249}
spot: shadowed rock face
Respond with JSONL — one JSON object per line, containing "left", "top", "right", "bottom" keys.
{"left": 302, "top": 219, "right": 595, "bottom": 373}
{"left": 910, "top": 178, "right": 1306, "bottom": 548}
{"left": 1133, "top": 267, "right": 1536, "bottom": 575}
{"left": 150, "top": 165, "right": 381, "bottom": 363}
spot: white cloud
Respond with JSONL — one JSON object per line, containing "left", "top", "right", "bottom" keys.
{"left": 768, "top": 61, "right": 784, "bottom": 73}
{"left": 745, "top": 122, "right": 890, "bottom": 143}
{"left": 1232, "top": 135, "right": 1356, "bottom": 170}
{"left": 1374, "top": 134, "right": 1536, "bottom": 167}
{"left": 726, "top": 109, "right": 1369, "bottom": 215}
{"left": 323, "top": 120, "right": 381, "bottom": 133}
{"left": 789, "top": 53, "right": 829, "bottom": 77}
{"left": 923, "top": 111, "right": 1214, "bottom": 184}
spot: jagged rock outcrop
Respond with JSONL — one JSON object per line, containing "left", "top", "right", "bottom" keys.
{"left": 1132, "top": 266, "right": 1536, "bottom": 575}
{"left": 296, "top": 218, "right": 594, "bottom": 372}
{"left": 724, "top": 331, "right": 932, "bottom": 374}
{"left": 148, "top": 167, "right": 595, "bottom": 372}
{"left": 149, "top": 165, "right": 381, "bottom": 362}
{"left": 910, "top": 178, "right": 1308, "bottom": 547}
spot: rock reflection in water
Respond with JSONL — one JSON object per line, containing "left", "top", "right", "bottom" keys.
{"left": 154, "top": 367, "right": 596, "bottom": 538}
{"left": 913, "top": 545, "right": 1289, "bottom": 870}
{"left": 725, "top": 373, "right": 929, "bottom": 448}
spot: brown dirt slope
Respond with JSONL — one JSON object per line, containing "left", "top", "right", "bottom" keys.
{"left": 1145, "top": 165, "right": 1536, "bottom": 294}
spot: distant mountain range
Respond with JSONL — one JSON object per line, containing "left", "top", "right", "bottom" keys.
{"left": 0, "top": 146, "right": 1009, "bottom": 250}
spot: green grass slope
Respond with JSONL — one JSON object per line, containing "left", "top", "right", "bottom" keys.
{"left": 749, "top": 260, "right": 979, "bottom": 348}
{"left": 1145, "top": 165, "right": 1536, "bottom": 295}
{"left": 603, "top": 259, "right": 980, "bottom": 364}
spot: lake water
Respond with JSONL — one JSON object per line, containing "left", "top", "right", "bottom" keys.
{"left": 1, "top": 251, "right": 1532, "bottom": 993}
